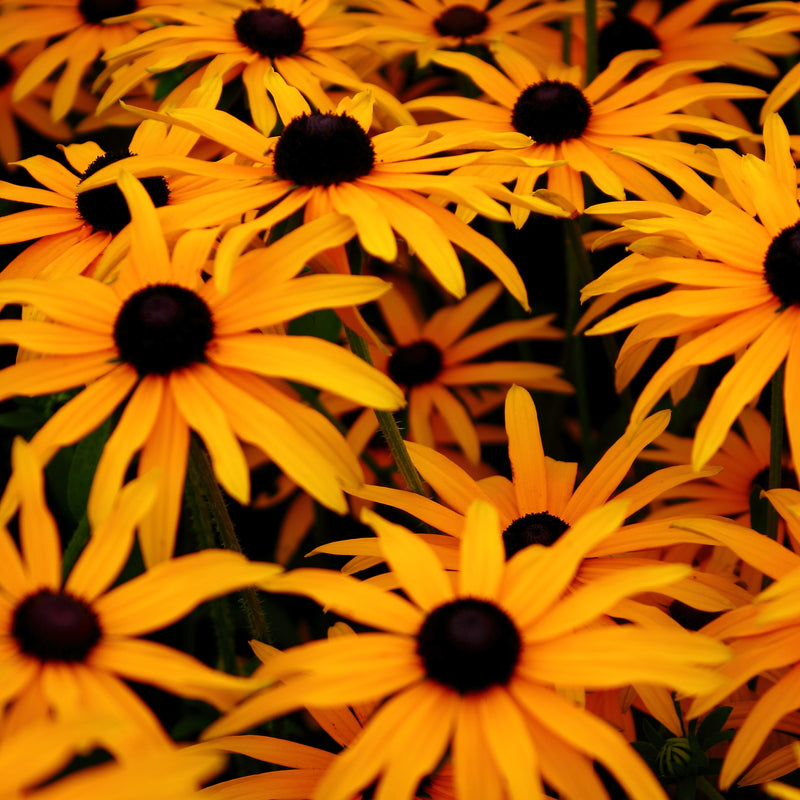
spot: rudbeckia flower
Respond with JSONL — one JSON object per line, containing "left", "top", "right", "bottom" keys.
{"left": 354, "top": 278, "right": 571, "bottom": 464}
{"left": 405, "top": 43, "right": 765, "bottom": 216}
{"left": 201, "top": 498, "right": 729, "bottom": 800}
{"left": 0, "top": 81, "right": 258, "bottom": 281}
{"left": 0, "top": 0, "right": 179, "bottom": 121}
{"left": 96, "top": 0, "right": 412, "bottom": 136}
{"left": 80, "top": 79, "right": 567, "bottom": 307}
{"left": 0, "top": 174, "right": 403, "bottom": 564}
{"left": 583, "top": 113, "right": 800, "bottom": 472}
{"left": 0, "top": 438, "right": 281, "bottom": 751}
{"left": 350, "top": 0, "right": 575, "bottom": 69}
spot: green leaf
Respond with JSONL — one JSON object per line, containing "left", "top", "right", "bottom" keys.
{"left": 66, "top": 415, "right": 113, "bottom": 522}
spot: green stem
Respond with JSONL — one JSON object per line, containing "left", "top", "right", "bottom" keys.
{"left": 584, "top": 0, "right": 599, "bottom": 84}
{"left": 766, "top": 363, "right": 786, "bottom": 543}
{"left": 186, "top": 437, "right": 271, "bottom": 646}
{"left": 345, "top": 328, "right": 427, "bottom": 496}
{"left": 696, "top": 776, "right": 728, "bottom": 800}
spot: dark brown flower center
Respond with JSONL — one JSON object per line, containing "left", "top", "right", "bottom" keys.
{"left": 511, "top": 80, "right": 592, "bottom": 144}
{"left": 502, "top": 511, "right": 569, "bottom": 557}
{"left": 598, "top": 12, "right": 660, "bottom": 74}
{"left": 273, "top": 112, "right": 375, "bottom": 186}
{"left": 78, "top": 0, "right": 137, "bottom": 24}
{"left": 76, "top": 149, "right": 170, "bottom": 234}
{"left": 764, "top": 221, "right": 800, "bottom": 307}
{"left": 387, "top": 340, "right": 443, "bottom": 387}
{"left": 114, "top": 284, "right": 215, "bottom": 376}
{"left": 417, "top": 598, "right": 521, "bottom": 693}
{"left": 234, "top": 8, "right": 305, "bottom": 58}
{"left": 434, "top": 4, "right": 489, "bottom": 39}
{"left": 13, "top": 589, "right": 102, "bottom": 662}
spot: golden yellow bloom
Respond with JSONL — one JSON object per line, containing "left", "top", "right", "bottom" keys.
{"left": 81, "top": 80, "right": 567, "bottom": 307}
{"left": 203, "top": 498, "right": 728, "bottom": 800}
{"left": 97, "top": 0, "right": 412, "bottom": 135}
{"left": 584, "top": 113, "right": 800, "bottom": 472}
{"left": 406, "top": 43, "right": 765, "bottom": 215}
{"left": 0, "top": 439, "right": 280, "bottom": 751}
{"left": 0, "top": 175, "right": 402, "bottom": 564}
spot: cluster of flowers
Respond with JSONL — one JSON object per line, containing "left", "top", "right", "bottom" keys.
{"left": 6, "top": 0, "right": 800, "bottom": 797}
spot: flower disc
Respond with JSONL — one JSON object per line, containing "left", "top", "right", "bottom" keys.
{"left": 598, "top": 13, "right": 660, "bottom": 73}
{"left": 511, "top": 81, "right": 592, "bottom": 144}
{"left": 234, "top": 8, "right": 305, "bottom": 58}
{"left": 78, "top": 0, "right": 138, "bottom": 24}
{"left": 764, "top": 221, "right": 800, "bottom": 307}
{"left": 502, "top": 511, "right": 570, "bottom": 557}
{"left": 387, "top": 340, "right": 443, "bottom": 387}
{"left": 434, "top": 5, "right": 489, "bottom": 38}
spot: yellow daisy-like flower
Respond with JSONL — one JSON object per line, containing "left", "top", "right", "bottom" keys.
{"left": 357, "top": 278, "right": 570, "bottom": 464}
{"left": 0, "top": 81, "right": 257, "bottom": 281}
{"left": 405, "top": 43, "right": 765, "bottom": 216}
{"left": 583, "top": 113, "right": 800, "bottom": 472}
{"left": 0, "top": 174, "right": 402, "bottom": 564}
{"left": 201, "top": 498, "right": 729, "bottom": 800}
{"left": 0, "top": 0, "right": 178, "bottom": 121}
{"left": 735, "top": 1, "right": 800, "bottom": 122}
{"left": 81, "top": 80, "right": 567, "bottom": 307}
{"left": 0, "top": 438, "right": 281, "bottom": 752}
{"left": 351, "top": 0, "right": 575, "bottom": 69}
{"left": 96, "top": 0, "right": 412, "bottom": 135}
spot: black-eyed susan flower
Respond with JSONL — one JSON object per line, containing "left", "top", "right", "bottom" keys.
{"left": 0, "top": 82, "right": 258, "bottom": 281}
{"left": 355, "top": 278, "right": 570, "bottom": 464}
{"left": 81, "top": 79, "right": 567, "bottom": 306}
{"left": 202, "top": 498, "right": 729, "bottom": 800}
{"left": 405, "top": 43, "right": 765, "bottom": 216}
{"left": 0, "top": 438, "right": 280, "bottom": 751}
{"left": 583, "top": 113, "right": 800, "bottom": 473}
{"left": 0, "top": 0, "right": 178, "bottom": 121}
{"left": 0, "top": 174, "right": 403, "bottom": 564}
{"left": 351, "top": 0, "right": 574, "bottom": 70}
{"left": 96, "top": 0, "right": 413, "bottom": 135}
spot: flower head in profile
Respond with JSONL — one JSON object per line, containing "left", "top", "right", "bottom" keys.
{"left": 406, "top": 43, "right": 765, "bottom": 216}
{"left": 202, "top": 498, "right": 728, "bottom": 800}
{"left": 583, "top": 113, "right": 800, "bottom": 472}
{"left": 0, "top": 174, "right": 402, "bottom": 564}
{"left": 97, "top": 0, "right": 412, "bottom": 135}
{"left": 0, "top": 439, "right": 280, "bottom": 751}
{"left": 82, "top": 79, "right": 567, "bottom": 307}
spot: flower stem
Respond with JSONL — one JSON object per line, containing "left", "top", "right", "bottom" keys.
{"left": 186, "top": 437, "right": 271, "bottom": 647}
{"left": 345, "top": 327, "right": 427, "bottom": 496}
{"left": 766, "top": 362, "right": 786, "bottom": 542}
{"left": 697, "top": 777, "right": 728, "bottom": 800}
{"left": 584, "top": 0, "right": 599, "bottom": 84}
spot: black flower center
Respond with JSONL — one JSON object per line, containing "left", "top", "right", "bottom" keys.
{"left": 273, "top": 112, "right": 375, "bottom": 187}
{"left": 76, "top": 149, "right": 170, "bottom": 234}
{"left": 13, "top": 589, "right": 101, "bottom": 662}
{"left": 114, "top": 284, "right": 215, "bottom": 376}
{"left": 0, "top": 58, "right": 14, "bottom": 89}
{"left": 502, "top": 511, "right": 569, "bottom": 558}
{"left": 234, "top": 8, "right": 305, "bottom": 58}
{"left": 598, "top": 12, "right": 660, "bottom": 74}
{"left": 78, "top": 0, "right": 137, "bottom": 24}
{"left": 668, "top": 600, "right": 721, "bottom": 632}
{"left": 764, "top": 221, "right": 800, "bottom": 307}
{"left": 434, "top": 4, "right": 489, "bottom": 38}
{"left": 417, "top": 598, "right": 521, "bottom": 693}
{"left": 511, "top": 80, "right": 592, "bottom": 144}
{"left": 387, "top": 340, "right": 443, "bottom": 387}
